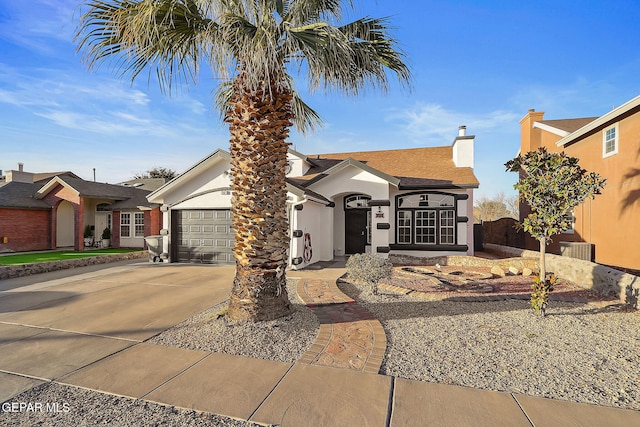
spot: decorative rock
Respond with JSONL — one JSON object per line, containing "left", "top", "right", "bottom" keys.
{"left": 508, "top": 266, "right": 520, "bottom": 276}
{"left": 522, "top": 268, "right": 533, "bottom": 277}
{"left": 490, "top": 265, "right": 506, "bottom": 277}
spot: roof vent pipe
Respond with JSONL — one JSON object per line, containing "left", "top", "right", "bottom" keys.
{"left": 18, "top": 162, "right": 24, "bottom": 172}
{"left": 458, "top": 126, "right": 466, "bottom": 137}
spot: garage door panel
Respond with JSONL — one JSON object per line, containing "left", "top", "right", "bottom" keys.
{"left": 175, "top": 209, "right": 234, "bottom": 264}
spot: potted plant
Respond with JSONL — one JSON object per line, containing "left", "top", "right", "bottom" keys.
{"left": 101, "top": 227, "right": 111, "bottom": 247}
{"left": 83, "top": 224, "right": 94, "bottom": 247}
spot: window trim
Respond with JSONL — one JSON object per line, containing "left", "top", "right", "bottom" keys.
{"left": 134, "top": 212, "right": 145, "bottom": 237}
{"left": 602, "top": 123, "right": 618, "bottom": 158}
{"left": 395, "top": 191, "right": 459, "bottom": 246}
{"left": 120, "top": 213, "right": 131, "bottom": 238}
{"left": 344, "top": 194, "right": 371, "bottom": 209}
{"left": 561, "top": 210, "right": 575, "bottom": 234}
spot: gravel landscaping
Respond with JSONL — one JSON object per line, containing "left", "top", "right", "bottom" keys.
{"left": 338, "top": 278, "right": 640, "bottom": 411}
{"left": 148, "top": 279, "right": 319, "bottom": 362}
{"left": 3, "top": 382, "right": 267, "bottom": 427}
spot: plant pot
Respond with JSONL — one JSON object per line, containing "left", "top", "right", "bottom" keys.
{"left": 84, "top": 238, "right": 93, "bottom": 247}
{"left": 102, "top": 239, "right": 110, "bottom": 248}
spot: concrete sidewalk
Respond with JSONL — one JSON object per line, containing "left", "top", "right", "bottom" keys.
{"left": 0, "top": 262, "right": 638, "bottom": 426}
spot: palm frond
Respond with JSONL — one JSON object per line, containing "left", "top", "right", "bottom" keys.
{"left": 75, "top": 0, "right": 222, "bottom": 93}
{"left": 285, "top": 14, "right": 411, "bottom": 96}
{"left": 284, "top": 0, "right": 353, "bottom": 25}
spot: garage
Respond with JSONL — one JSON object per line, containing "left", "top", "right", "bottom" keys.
{"left": 172, "top": 209, "right": 235, "bottom": 264}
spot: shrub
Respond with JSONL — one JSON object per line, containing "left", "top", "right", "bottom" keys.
{"left": 346, "top": 253, "right": 392, "bottom": 294}
{"left": 101, "top": 227, "right": 111, "bottom": 239}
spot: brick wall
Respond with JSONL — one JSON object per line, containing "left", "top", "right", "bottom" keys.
{"left": 112, "top": 211, "right": 121, "bottom": 248}
{"left": 0, "top": 208, "right": 51, "bottom": 252}
{"left": 149, "top": 208, "right": 162, "bottom": 236}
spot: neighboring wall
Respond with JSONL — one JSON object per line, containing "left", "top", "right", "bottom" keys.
{"left": 484, "top": 243, "right": 639, "bottom": 309}
{"left": 481, "top": 217, "right": 525, "bottom": 249}
{"left": 0, "top": 208, "right": 50, "bottom": 252}
{"left": 520, "top": 109, "right": 640, "bottom": 271}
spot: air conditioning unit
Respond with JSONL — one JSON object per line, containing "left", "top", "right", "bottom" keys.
{"left": 559, "top": 242, "right": 593, "bottom": 262}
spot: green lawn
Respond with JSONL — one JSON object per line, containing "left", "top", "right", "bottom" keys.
{"left": 0, "top": 249, "right": 141, "bottom": 265}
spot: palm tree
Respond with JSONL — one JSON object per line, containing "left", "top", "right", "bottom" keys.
{"left": 76, "top": 0, "right": 411, "bottom": 322}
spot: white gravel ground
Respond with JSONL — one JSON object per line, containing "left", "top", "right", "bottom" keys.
{"left": 3, "top": 382, "right": 268, "bottom": 427}
{"left": 338, "top": 279, "right": 640, "bottom": 411}
{"left": 148, "top": 280, "right": 319, "bottom": 362}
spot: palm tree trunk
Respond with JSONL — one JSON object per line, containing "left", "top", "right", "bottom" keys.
{"left": 225, "top": 74, "right": 294, "bottom": 322}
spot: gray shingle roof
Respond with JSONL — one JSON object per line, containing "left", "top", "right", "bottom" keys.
{"left": 117, "top": 178, "right": 167, "bottom": 192}
{"left": 55, "top": 177, "right": 152, "bottom": 202}
{"left": 0, "top": 182, "right": 51, "bottom": 209}
{"left": 0, "top": 176, "right": 158, "bottom": 210}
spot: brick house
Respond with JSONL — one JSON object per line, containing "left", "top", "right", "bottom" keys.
{"left": 0, "top": 165, "right": 162, "bottom": 252}
{"left": 519, "top": 94, "right": 640, "bottom": 272}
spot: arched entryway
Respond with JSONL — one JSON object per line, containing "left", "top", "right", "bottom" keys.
{"left": 56, "top": 201, "right": 75, "bottom": 248}
{"left": 344, "top": 194, "right": 371, "bottom": 254}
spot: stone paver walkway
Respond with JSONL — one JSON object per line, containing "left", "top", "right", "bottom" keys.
{"left": 296, "top": 278, "right": 386, "bottom": 374}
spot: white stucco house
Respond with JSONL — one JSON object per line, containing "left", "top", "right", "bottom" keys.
{"left": 147, "top": 126, "right": 479, "bottom": 269}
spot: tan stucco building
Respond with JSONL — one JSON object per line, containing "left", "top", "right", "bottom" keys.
{"left": 519, "top": 95, "right": 640, "bottom": 272}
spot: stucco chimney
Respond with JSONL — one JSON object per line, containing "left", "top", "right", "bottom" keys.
{"left": 520, "top": 109, "right": 545, "bottom": 152}
{"left": 452, "top": 126, "right": 474, "bottom": 168}
{"left": 6, "top": 163, "right": 34, "bottom": 183}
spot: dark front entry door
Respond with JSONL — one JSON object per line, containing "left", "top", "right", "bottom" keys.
{"left": 345, "top": 209, "right": 368, "bottom": 254}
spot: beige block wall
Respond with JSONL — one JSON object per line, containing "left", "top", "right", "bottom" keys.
{"left": 484, "top": 243, "right": 639, "bottom": 309}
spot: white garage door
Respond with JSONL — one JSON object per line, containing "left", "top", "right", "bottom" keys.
{"left": 174, "top": 210, "right": 235, "bottom": 264}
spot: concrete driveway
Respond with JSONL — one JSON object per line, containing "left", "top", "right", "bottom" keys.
{"left": 0, "top": 262, "right": 234, "bottom": 401}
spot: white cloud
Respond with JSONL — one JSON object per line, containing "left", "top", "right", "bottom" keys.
{"left": 389, "top": 103, "right": 519, "bottom": 144}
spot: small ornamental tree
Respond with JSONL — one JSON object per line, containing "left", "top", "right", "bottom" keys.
{"left": 505, "top": 147, "right": 606, "bottom": 316}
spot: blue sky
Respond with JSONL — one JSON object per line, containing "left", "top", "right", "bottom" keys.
{"left": 1, "top": 0, "right": 640, "bottom": 199}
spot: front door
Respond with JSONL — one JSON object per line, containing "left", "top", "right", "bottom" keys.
{"left": 345, "top": 209, "right": 368, "bottom": 254}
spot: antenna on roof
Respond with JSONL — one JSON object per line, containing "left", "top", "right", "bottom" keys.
{"left": 93, "top": 168, "right": 96, "bottom": 182}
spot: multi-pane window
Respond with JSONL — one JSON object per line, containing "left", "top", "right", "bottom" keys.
{"left": 397, "top": 211, "right": 412, "bottom": 244}
{"left": 121, "top": 213, "right": 131, "bottom": 238}
{"left": 134, "top": 212, "right": 145, "bottom": 237}
{"left": 415, "top": 211, "right": 436, "bottom": 244}
{"left": 603, "top": 124, "right": 618, "bottom": 157}
{"left": 440, "top": 210, "right": 455, "bottom": 244}
{"left": 396, "top": 192, "right": 457, "bottom": 245}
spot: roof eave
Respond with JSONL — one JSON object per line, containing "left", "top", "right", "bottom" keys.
{"left": 305, "top": 158, "right": 401, "bottom": 187}
{"left": 556, "top": 94, "right": 640, "bottom": 147}
{"left": 398, "top": 183, "right": 479, "bottom": 190}
{"left": 147, "top": 149, "right": 231, "bottom": 202}
{"left": 532, "top": 122, "right": 570, "bottom": 137}
{"left": 35, "top": 176, "right": 80, "bottom": 200}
